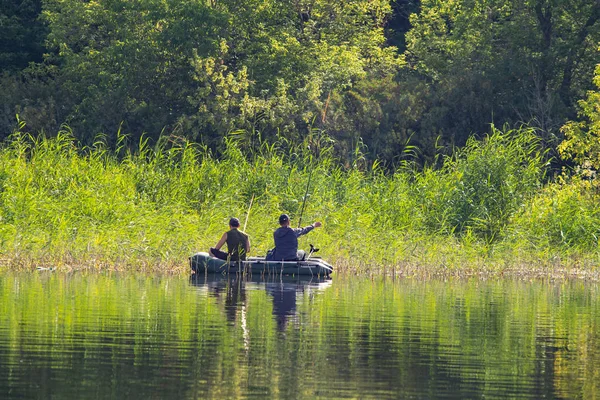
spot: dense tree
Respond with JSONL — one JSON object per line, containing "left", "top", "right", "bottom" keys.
{"left": 30, "top": 0, "right": 397, "bottom": 148}
{"left": 0, "top": 0, "right": 53, "bottom": 139}
{"left": 0, "top": 0, "right": 46, "bottom": 71}
{"left": 559, "top": 63, "right": 600, "bottom": 173}
{"left": 40, "top": 0, "right": 228, "bottom": 144}
{"left": 386, "top": 0, "right": 421, "bottom": 51}
{"left": 1, "top": 0, "right": 599, "bottom": 166}
{"left": 405, "top": 0, "right": 600, "bottom": 152}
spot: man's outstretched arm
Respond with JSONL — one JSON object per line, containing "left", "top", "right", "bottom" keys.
{"left": 294, "top": 221, "right": 322, "bottom": 237}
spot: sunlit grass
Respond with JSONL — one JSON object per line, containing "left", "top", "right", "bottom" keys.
{"left": 0, "top": 123, "right": 599, "bottom": 275}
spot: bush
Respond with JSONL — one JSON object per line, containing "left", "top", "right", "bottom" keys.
{"left": 510, "top": 176, "right": 600, "bottom": 252}
{"left": 414, "top": 126, "right": 546, "bottom": 243}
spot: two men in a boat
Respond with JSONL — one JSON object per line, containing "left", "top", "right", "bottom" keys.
{"left": 209, "top": 214, "right": 321, "bottom": 261}
{"left": 267, "top": 214, "right": 321, "bottom": 261}
{"left": 209, "top": 217, "right": 250, "bottom": 261}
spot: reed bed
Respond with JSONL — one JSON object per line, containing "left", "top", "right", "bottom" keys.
{"left": 1, "top": 124, "right": 599, "bottom": 275}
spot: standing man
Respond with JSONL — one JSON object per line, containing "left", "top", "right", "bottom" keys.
{"left": 268, "top": 214, "right": 321, "bottom": 261}
{"left": 209, "top": 217, "right": 250, "bottom": 261}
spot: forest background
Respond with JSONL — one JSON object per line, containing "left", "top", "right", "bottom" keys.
{"left": 1, "top": 0, "right": 600, "bottom": 273}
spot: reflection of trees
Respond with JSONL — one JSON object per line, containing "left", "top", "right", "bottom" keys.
{"left": 308, "top": 280, "right": 600, "bottom": 398}
{"left": 0, "top": 275, "right": 599, "bottom": 398}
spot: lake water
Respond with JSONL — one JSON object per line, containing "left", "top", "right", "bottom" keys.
{"left": 1, "top": 272, "right": 599, "bottom": 399}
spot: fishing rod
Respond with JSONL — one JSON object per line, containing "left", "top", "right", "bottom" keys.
{"left": 243, "top": 194, "right": 254, "bottom": 232}
{"left": 297, "top": 167, "right": 313, "bottom": 228}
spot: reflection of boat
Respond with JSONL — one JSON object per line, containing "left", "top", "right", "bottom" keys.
{"left": 189, "top": 273, "right": 333, "bottom": 331}
{"left": 189, "top": 252, "right": 333, "bottom": 277}
{"left": 189, "top": 272, "right": 333, "bottom": 290}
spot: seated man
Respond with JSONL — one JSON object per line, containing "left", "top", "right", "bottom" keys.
{"left": 268, "top": 214, "right": 321, "bottom": 261}
{"left": 209, "top": 217, "right": 250, "bottom": 261}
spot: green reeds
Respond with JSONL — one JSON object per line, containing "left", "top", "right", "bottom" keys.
{"left": 0, "top": 123, "right": 599, "bottom": 274}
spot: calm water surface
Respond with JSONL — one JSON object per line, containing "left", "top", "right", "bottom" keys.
{"left": 1, "top": 272, "right": 599, "bottom": 399}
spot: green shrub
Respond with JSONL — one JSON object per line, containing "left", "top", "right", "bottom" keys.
{"left": 511, "top": 176, "right": 600, "bottom": 252}
{"left": 415, "top": 126, "right": 545, "bottom": 243}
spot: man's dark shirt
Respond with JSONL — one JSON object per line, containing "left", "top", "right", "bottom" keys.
{"left": 271, "top": 225, "right": 314, "bottom": 261}
{"left": 226, "top": 229, "right": 249, "bottom": 261}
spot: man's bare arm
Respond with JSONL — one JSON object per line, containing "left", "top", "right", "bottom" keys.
{"left": 214, "top": 232, "right": 227, "bottom": 250}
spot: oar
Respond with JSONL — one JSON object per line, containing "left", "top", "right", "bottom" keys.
{"left": 243, "top": 194, "right": 254, "bottom": 232}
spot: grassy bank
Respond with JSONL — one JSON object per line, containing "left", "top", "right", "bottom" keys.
{"left": 0, "top": 124, "right": 599, "bottom": 275}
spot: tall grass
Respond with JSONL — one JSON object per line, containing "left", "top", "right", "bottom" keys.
{"left": 0, "top": 122, "right": 598, "bottom": 273}
{"left": 414, "top": 127, "right": 546, "bottom": 243}
{"left": 505, "top": 176, "right": 600, "bottom": 263}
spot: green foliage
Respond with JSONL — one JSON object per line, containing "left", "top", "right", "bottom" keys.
{"left": 0, "top": 0, "right": 46, "bottom": 71}
{"left": 2, "top": 0, "right": 599, "bottom": 169}
{"left": 31, "top": 0, "right": 400, "bottom": 149}
{"left": 405, "top": 0, "right": 600, "bottom": 151}
{"left": 536, "top": 64, "right": 600, "bottom": 252}
{"left": 3, "top": 0, "right": 600, "bottom": 270}
{"left": 510, "top": 176, "right": 600, "bottom": 251}
{"left": 386, "top": 0, "right": 421, "bottom": 52}
{"left": 559, "top": 64, "right": 600, "bottom": 174}
{"left": 322, "top": 73, "right": 425, "bottom": 163}
{"left": 42, "top": 0, "right": 227, "bottom": 142}
{"left": 2, "top": 123, "right": 597, "bottom": 272}
{"left": 415, "top": 126, "right": 545, "bottom": 243}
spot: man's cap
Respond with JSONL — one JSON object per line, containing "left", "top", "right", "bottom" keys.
{"left": 279, "top": 214, "right": 290, "bottom": 224}
{"left": 229, "top": 217, "right": 240, "bottom": 227}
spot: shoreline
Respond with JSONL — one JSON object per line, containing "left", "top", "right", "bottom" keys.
{"left": 2, "top": 254, "right": 599, "bottom": 282}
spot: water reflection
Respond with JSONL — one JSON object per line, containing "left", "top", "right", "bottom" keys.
{"left": 189, "top": 274, "right": 332, "bottom": 331}
{"left": 1, "top": 273, "right": 599, "bottom": 399}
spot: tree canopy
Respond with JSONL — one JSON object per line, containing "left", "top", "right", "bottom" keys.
{"left": 1, "top": 0, "right": 599, "bottom": 166}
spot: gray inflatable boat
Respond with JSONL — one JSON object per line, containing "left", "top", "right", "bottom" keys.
{"left": 189, "top": 252, "right": 333, "bottom": 277}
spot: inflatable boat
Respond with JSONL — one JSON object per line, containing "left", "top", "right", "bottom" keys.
{"left": 189, "top": 252, "right": 333, "bottom": 277}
